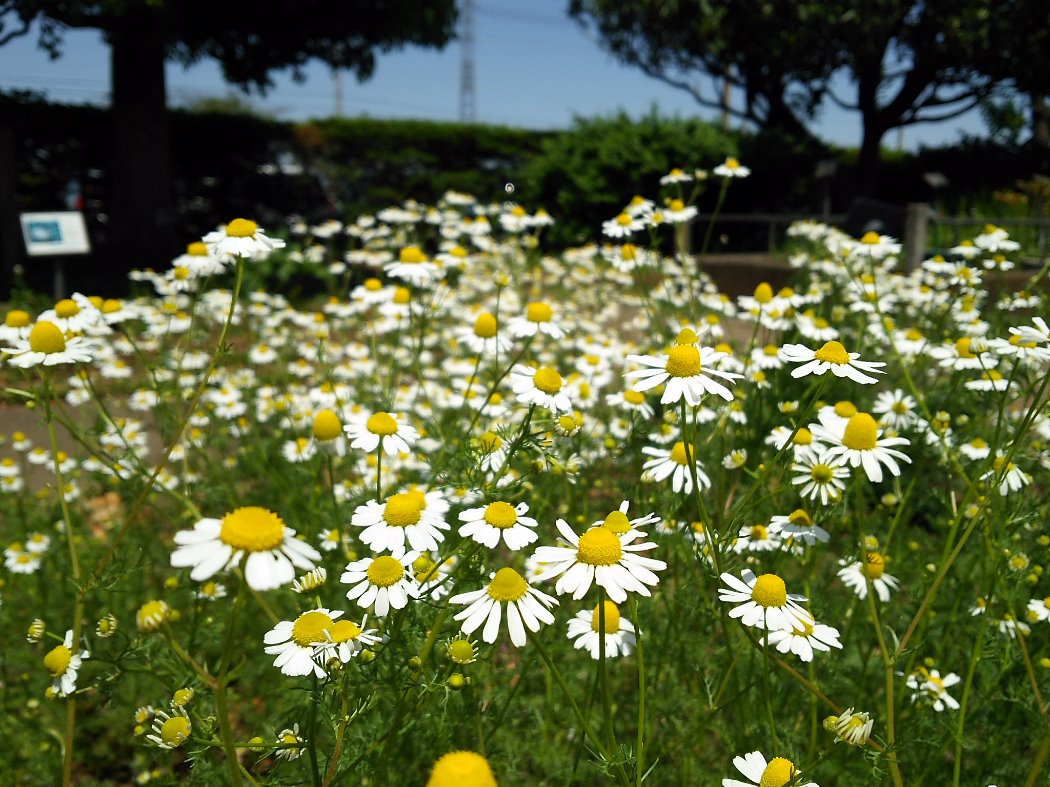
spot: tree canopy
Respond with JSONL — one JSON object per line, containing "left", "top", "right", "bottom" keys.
{"left": 570, "top": 0, "right": 1050, "bottom": 193}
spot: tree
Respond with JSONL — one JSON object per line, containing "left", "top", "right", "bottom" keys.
{"left": 0, "top": 0, "right": 457, "bottom": 275}
{"left": 570, "top": 0, "right": 1048, "bottom": 195}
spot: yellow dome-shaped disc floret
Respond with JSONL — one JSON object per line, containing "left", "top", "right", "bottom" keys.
{"left": 842, "top": 413, "right": 879, "bottom": 451}
{"left": 601, "top": 510, "right": 631, "bottom": 534}
{"left": 473, "top": 312, "right": 498, "bottom": 338}
{"left": 814, "top": 340, "right": 850, "bottom": 365}
{"left": 5, "top": 309, "right": 31, "bottom": 328}
{"left": 483, "top": 501, "right": 518, "bottom": 529}
{"left": 43, "top": 644, "right": 73, "bottom": 677}
{"left": 525, "top": 302, "right": 552, "bottom": 323}
{"left": 590, "top": 600, "right": 621, "bottom": 632}
{"left": 366, "top": 412, "right": 399, "bottom": 436}
{"left": 751, "top": 574, "right": 788, "bottom": 608}
{"left": 759, "top": 757, "right": 797, "bottom": 787}
{"left": 576, "top": 527, "right": 623, "bottom": 566}
{"left": 312, "top": 409, "right": 342, "bottom": 441}
{"left": 218, "top": 507, "right": 286, "bottom": 552}
{"left": 426, "top": 750, "right": 498, "bottom": 787}
{"left": 863, "top": 551, "right": 886, "bottom": 580}
{"left": 367, "top": 556, "right": 406, "bottom": 588}
{"left": 532, "top": 366, "right": 563, "bottom": 394}
{"left": 487, "top": 567, "right": 528, "bottom": 602}
{"left": 665, "top": 345, "right": 701, "bottom": 377}
{"left": 225, "top": 218, "right": 258, "bottom": 237}
{"left": 291, "top": 610, "right": 335, "bottom": 647}
{"left": 383, "top": 493, "right": 423, "bottom": 527}
{"left": 28, "top": 321, "right": 67, "bottom": 354}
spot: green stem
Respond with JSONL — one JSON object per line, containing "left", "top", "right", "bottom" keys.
{"left": 630, "top": 596, "right": 646, "bottom": 787}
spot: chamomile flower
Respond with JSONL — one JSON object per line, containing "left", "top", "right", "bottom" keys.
{"left": 450, "top": 567, "right": 558, "bottom": 647}
{"left": 315, "top": 615, "right": 382, "bottom": 666}
{"left": 384, "top": 245, "right": 443, "bottom": 285}
{"left": 764, "top": 611, "right": 842, "bottom": 662}
{"left": 170, "top": 507, "right": 321, "bottom": 592}
{"left": 778, "top": 340, "right": 885, "bottom": 384}
{"left": 906, "top": 668, "right": 961, "bottom": 712}
{"left": 813, "top": 412, "right": 911, "bottom": 483}
{"left": 723, "top": 751, "right": 816, "bottom": 787}
{"left": 351, "top": 493, "right": 450, "bottom": 556}
{"left": 147, "top": 706, "right": 191, "bottom": 749}
{"left": 341, "top": 552, "right": 420, "bottom": 616}
{"left": 566, "top": 600, "right": 637, "bottom": 659}
{"left": 345, "top": 410, "right": 418, "bottom": 455}
{"left": 507, "top": 301, "right": 565, "bottom": 339}
{"left": 625, "top": 333, "right": 743, "bottom": 404}
{"left": 509, "top": 364, "right": 573, "bottom": 414}
{"left": 827, "top": 708, "right": 874, "bottom": 746}
{"left": 980, "top": 454, "right": 1031, "bottom": 496}
{"left": 458, "top": 311, "right": 513, "bottom": 355}
{"left": 790, "top": 454, "right": 850, "bottom": 505}
{"left": 1, "top": 320, "right": 94, "bottom": 367}
{"left": 43, "top": 629, "right": 89, "bottom": 697}
{"left": 458, "top": 501, "right": 539, "bottom": 551}
{"left": 641, "top": 441, "right": 711, "bottom": 494}
{"left": 531, "top": 519, "right": 666, "bottom": 603}
{"left": 873, "top": 389, "right": 920, "bottom": 430}
{"left": 602, "top": 211, "right": 645, "bottom": 238}
{"left": 837, "top": 552, "right": 899, "bottom": 601}
{"left": 768, "top": 508, "right": 830, "bottom": 545}
{"left": 203, "top": 218, "right": 285, "bottom": 259}
{"left": 264, "top": 608, "right": 345, "bottom": 678}
{"left": 718, "top": 570, "right": 809, "bottom": 632}
{"left": 274, "top": 724, "right": 307, "bottom": 760}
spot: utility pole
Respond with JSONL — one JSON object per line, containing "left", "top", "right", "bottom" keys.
{"left": 333, "top": 68, "right": 343, "bottom": 117}
{"left": 459, "top": 0, "right": 476, "bottom": 123}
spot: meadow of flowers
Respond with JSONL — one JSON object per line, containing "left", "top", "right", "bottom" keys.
{"left": 1, "top": 161, "right": 1049, "bottom": 786}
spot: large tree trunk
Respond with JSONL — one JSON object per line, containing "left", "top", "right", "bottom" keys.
{"left": 855, "top": 119, "right": 887, "bottom": 199}
{"left": 107, "top": 10, "right": 176, "bottom": 290}
{"left": 1032, "top": 92, "right": 1050, "bottom": 148}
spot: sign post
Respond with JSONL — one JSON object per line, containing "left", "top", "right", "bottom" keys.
{"left": 18, "top": 211, "right": 92, "bottom": 299}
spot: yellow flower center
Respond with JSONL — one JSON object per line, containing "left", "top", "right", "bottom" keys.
{"left": 760, "top": 758, "right": 796, "bottom": 787}
{"left": 187, "top": 241, "right": 208, "bottom": 256}
{"left": 794, "top": 427, "right": 813, "bottom": 445}
{"left": 751, "top": 574, "right": 788, "bottom": 607}
{"left": 842, "top": 413, "right": 878, "bottom": 451}
{"left": 750, "top": 524, "right": 769, "bottom": 540}
{"left": 218, "top": 507, "right": 286, "bottom": 552}
{"left": 399, "top": 245, "right": 427, "bottom": 264}
{"left": 413, "top": 555, "right": 440, "bottom": 582}
{"left": 525, "top": 302, "right": 552, "bottom": 323}
{"left": 28, "top": 321, "right": 67, "bottom": 354}
{"left": 754, "top": 282, "right": 773, "bottom": 304}
{"left": 473, "top": 312, "right": 498, "bottom": 338}
{"left": 43, "top": 644, "right": 72, "bottom": 676}
{"left": 5, "top": 309, "right": 30, "bottom": 327}
{"left": 576, "top": 527, "right": 623, "bottom": 566}
{"left": 669, "top": 441, "right": 692, "bottom": 466}
{"left": 364, "top": 277, "right": 383, "bottom": 291}
{"left": 860, "top": 231, "right": 881, "bottom": 245}
{"left": 479, "top": 431, "right": 502, "bottom": 451}
{"left": 621, "top": 243, "right": 637, "bottom": 260}
{"left": 590, "top": 600, "right": 621, "bottom": 632}
{"left": 792, "top": 613, "right": 816, "bottom": 637}
{"left": 487, "top": 567, "right": 528, "bottom": 602}
{"left": 669, "top": 198, "right": 685, "bottom": 211}
{"left": 137, "top": 600, "right": 170, "bottom": 632}
{"left": 602, "top": 510, "right": 631, "bottom": 534}
{"left": 615, "top": 212, "right": 633, "bottom": 226}
{"left": 814, "top": 340, "right": 850, "bottom": 365}
{"left": 312, "top": 410, "right": 342, "bottom": 441}
{"left": 624, "top": 390, "right": 645, "bottom": 405}
{"left": 447, "top": 638, "right": 477, "bottom": 664}
{"left": 955, "top": 337, "right": 975, "bottom": 358}
{"left": 969, "top": 438, "right": 988, "bottom": 449}
{"left": 665, "top": 345, "right": 701, "bottom": 377}
{"left": 788, "top": 509, "right": 812, "bottom": 527}
{"left": 383, "top": 493, "right": 423, "bottom": 527}
{"left": 54, "top": 299, "right": 79, "bottom": 318}
{"left": 393, "top": 287, "right": 411, "bottom": 304}
{"left": 427, "top": 751, "right": 497, "bottom": 787}
{"left": 327, "top": 619, "right": 363, "bottom": 643}
{"left": 291, "top": 610, "right": 335, "bottom": 647}
{"left": 725, "top": 157, "right": 740, "bottom": 169}
{"left": 483, "top": 501, "right": 518, "bottom": 529}
{"left": 226, "top": 218, "right": 258, "bottom": 237}
{"left": 173, "top": 266, "right": 190, "bottom": 280}
{"left": 366, "top": 412, "right": 399, "bottom": 436}
{"left": 533, "top": 366, "right": 563, "bottom": 394}
{"left": 763, "top": 344, "right": 779, "bottom": 357}
{"left": 833, "top": 401, "right": 857, "bottom": 418}
{"left": 160, "top": 715, "right": 191, "bottom": 747}
{"left": 367, "top": 556, "right": 405, "bottom": 587}
{"left": 863, "top": 552, "right": 885, "bottom": 579}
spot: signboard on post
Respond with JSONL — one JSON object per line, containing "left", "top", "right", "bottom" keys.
{"left": 18, "top": 211, "right": 91, "bottom": 298}
{"left": 19, "top": 211, "right": 91, "bottom": 256}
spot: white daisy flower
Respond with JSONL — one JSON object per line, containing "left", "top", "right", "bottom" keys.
{"left": 718, "top": 570, "right": 809, "bottom": 632}
{"left": 764, "top": 611, "right": 842, "bottom": 662}
{"left": 829, "top": 708, "right": 874, "bottom": 746}
{"left": 344, "top": 410, "right": 418, "bottom": 456}
{"left": 457, "top": 311, "right": 513, "bottom": 355}
{"left": 384, "top": 245, "right": 444, "bottom": 285}
{"left": 602, "top": 211, "right": 645, "bottom": 238}
{"left": 314, "top": 615, "right": 382, "bottom": 666}
{"left": 768, "top": 508, "right": 830, "bottom": 546}
{"left": 1009, "top": 316, "right": 1050, "bottom": 346}
{"left": 507, "top": 301, "right": 565, "bottom": 339}
{"left": 351, "top": 493, "right": 449, "bottom": 556}
{"left": 263, "top": 608, "right": 346, "bottom": 679}
{"left": 906, "top": 668, "right": 961, "bottom": 712}
{"left": 1, "top": 321, "right": 94, "bottom": 367}
{"left": 723, "top": 751, "right": 816, "bottom": 787}
{"left": 530, "top": 519, "right": 666, "bottom": 603}
{"left": 147, "top": 706, "right": 192, "bottom": 749}
{"left": 979, "top": 454, "right": 1031, "bottom": 496}
{"left": 778, "top": 340, "right": 885, "bottom": 384}
{"left": 566, "top": 600, "right": 637, "bottom": 660}
{"left": 625, "top": 336, "right": 743, "bottom": 405}
{"left": 170, "top": 507, "right": 321, "bottom": 592}
{"left": 458, "top": 500, "right": 539, "bottom": 551}
{"left": 812, "top": 412, "right": 911, "bottom": 484}
{"left": 659, "top": 167, "right": 693, "bottom": 185}
{"left": 341, "top": 552, "right": 421, "bottom": 617}
{"left": 837, "top": 552, "right": 899, "bottom": 601}
{"left": 203, "top": 218, "right": 285, "bottom": 259}
{"left": 509, "top": 364, "right": 573, "bottom": 414}
{"left": 43, "top": 629, "right": 89, "bottom": 697}
{"left": 449, "top": 567, "right": 558, "bottom": 647}
{"left": 641, "top": 441, "right": 711, "bottom": 494}
{"left": 713, "top": 157, "right": 750, "bottom": 178}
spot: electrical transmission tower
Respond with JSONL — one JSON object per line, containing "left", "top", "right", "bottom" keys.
{"left": 459, "top": 0, "right": 476, "bottom": 123}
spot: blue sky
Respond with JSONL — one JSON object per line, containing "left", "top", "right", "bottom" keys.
{"left": 0, "top": 0, "right": 985, "bottom": 151}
